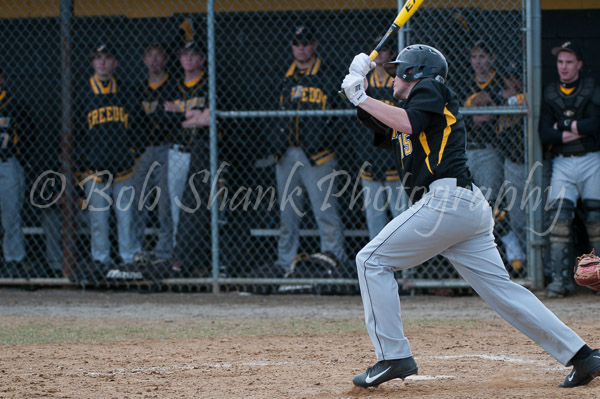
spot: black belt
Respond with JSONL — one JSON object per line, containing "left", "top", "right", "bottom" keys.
{"left": 458, "top": 180, "right": 473, "bottom": 191}
{"left": 466, "top": 142, "right": 495, "bottom": 151}
{"left": 556, "top": 152, "right": 588, "bottom": 158}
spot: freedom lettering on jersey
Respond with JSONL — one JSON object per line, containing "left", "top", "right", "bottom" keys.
{"left": 290, "top": 85, "right": 327, "bottom": 107}
{"left": 172, "top": 97, "right": 206, "bottom": 112}
{"left": 142, "top": 100, "right": 159, "bottom": 114}
{"left": 0, "top": 117, "right": 11, "bottom": 128}
{"left": 87, "top": 106, "right": 128, "bottom": 130}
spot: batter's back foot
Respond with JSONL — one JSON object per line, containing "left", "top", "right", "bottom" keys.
{"left": 353, "top": 357, "right": 418, "bottom": 388}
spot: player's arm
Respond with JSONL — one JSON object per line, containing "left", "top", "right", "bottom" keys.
{"left": 538, "top": 97, "right": 564, "bottom": 145}
{"left": 182, "top": 109, "right": 210, "bottom": 128}
{"left": 571, "top": 89, "right": 600, "bottom": 136}
{"left": 358, "top": 97, "right": 414, "bottom": 134}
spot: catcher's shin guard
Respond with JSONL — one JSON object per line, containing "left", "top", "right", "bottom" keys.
{"left": 583, "top": 199, "right": 600, "bottom": 253}
{"left": 547, "top": 199, "right": 575, "bottom": 296}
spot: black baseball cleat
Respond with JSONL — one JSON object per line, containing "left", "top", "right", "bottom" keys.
{"left": 559, "top": 349, "right": 600, "bottom": 388}
{"left": 353, "top": 357, "right": 418, "bottom": 388}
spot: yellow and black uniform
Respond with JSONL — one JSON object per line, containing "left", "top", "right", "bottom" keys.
{"left": 463, "top": 70, "right": 504, "bottom": 145}
{"left": 0, "top": 88, "right": 24, "bottom": 162}
{"left": 0, "top": 85, "right": 27, "bottom": 270}
{"left": 170, "top": 71, "right": 211, "bottom": 275}
{"left": 277, "top": 57, "right": 338, "bottom": 165}
{"left": 171, "top": 71, "right": 209, "bottom": 151}
{"left": 539, "top": 77, "right": 600, "bottom": 156}
{"left": 359, "top": 78, "right": 472, "bottom": 202}
{"left": 75, "top": 74, "right": 140, "bottom": 176}
{"left": 497, "top": 92, "right": 526, "bottom": 163}
{"left": 139, "top": 74, "right": 180, "bottom": 147}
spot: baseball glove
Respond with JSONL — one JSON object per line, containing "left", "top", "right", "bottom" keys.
{"left": 284, "top": 251, "right": 341, "bottom": 279}
{"left": 574, "top": 249, "right": 600, "bottom": 291}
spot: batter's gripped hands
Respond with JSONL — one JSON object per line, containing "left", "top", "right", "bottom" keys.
{"left": 349, "top": 53, "right": 376, "bottom": 78}
{"left": 182, "top": 109, "right": 210, "bottom": 128}
{"left": 341, "top": 73, "right": 368, "bottom": 106}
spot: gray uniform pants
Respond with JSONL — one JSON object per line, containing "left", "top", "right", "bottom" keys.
{"left": 549, "top": 152, "right": 600, "bottom": 204}
{"left": 133, "top": 145, "right": 173, "bottom": 260}
{"left": 83, "top": 175, "right": 141, "bottom": 264}
{"left": 275, "top": 146, "right": 347, "bottom": 269}
{"left": 356, "top": 177, "right": 584, "bottom": 366}
{"left": 466, "top": 147, "right": 503, "bottom": 203}
{"left": 501, "top": 159, "right": 527, "bottom": 262}
{"left": 0, "top": 157, "right": 25, "bottom": 262}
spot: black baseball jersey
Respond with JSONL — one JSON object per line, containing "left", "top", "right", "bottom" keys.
{"left": 358, "top": 78, "right": 472, "bottom": 202}
{"left": 75, "top": 74, "right": 140, "bottom": 173}
{"left": 0, "top": 88, "right": 25, "bottom": 161}
{"left": 539, "top": 77, "right": 600, "bottom": 156}
{"left": 497, "top": 93, "right": 526, "bottom": 163}
{"left": 139, "top": 74, "right": 180, "bottom": 147}
{"left": 462, "top": 70, "right": 504, "bottom": 145}
{"left": 355, "top": 70, "right": 399, "bottom": 182}
{"left": 170, "top": 71, "right": 208, "bottom": 151}
{"left": 277, "top": 57, "right": 338, "bottom": 165}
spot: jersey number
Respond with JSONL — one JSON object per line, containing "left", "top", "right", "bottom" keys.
{"left": 0, "top": 133, "right": 9, "bottom": 149}
{"left": 393, "top": 130, "right": 412, "bottom": 159}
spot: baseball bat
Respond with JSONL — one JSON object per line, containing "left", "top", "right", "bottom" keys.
{"left": 339, "top": 0, "right": 425, "bottom": 98}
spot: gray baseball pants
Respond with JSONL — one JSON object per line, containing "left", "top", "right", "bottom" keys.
{"left": 275, "top": 146, "right": 347, "bottom": 269}
{"left": 133, "top": 145, "right": 173, "bottom": 260}
{"left": 0, "top": 157, "right": 25, "bottom": 262}
{"left": 356, "top": 177, "right": 585, "bottom": 366}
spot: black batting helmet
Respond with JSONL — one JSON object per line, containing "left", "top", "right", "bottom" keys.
{"left": 383, "top": 44, "right": 448, "bottom": 83}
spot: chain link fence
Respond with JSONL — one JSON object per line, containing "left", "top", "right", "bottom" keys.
{"left": 0, "top": 0, "right": 534, "bottom": 293}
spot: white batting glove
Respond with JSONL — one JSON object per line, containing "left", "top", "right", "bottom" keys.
{"left": 349, "top": 53, "right": 375, "bottom": 77}
{"left": 341, "top": 73, "right": 367, "bottom": 106}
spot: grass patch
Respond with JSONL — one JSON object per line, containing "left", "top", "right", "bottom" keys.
{"left": 0, "top": 317, "right": 367, "bottom": 346}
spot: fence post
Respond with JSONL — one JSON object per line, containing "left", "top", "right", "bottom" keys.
{"left": 60, "top": 0, "right": 76, "bottom": 280}
{"left": 207, "top": 0, "right": 219, "bottom": 293}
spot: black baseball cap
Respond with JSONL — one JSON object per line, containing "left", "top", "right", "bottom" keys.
{"left": 90, "top": 43, "right": 115, "bottom": 58}
{"left": 470, "top": 40, "right": 494, "bottom": 55}
{"left": 551, "top": 40, "right": 582, "bottom": 60}
{"left": 178, "top": 40, "right": 204, "bottom": 55}
{"left": 291, "top": 23, "right": 315, "bottom": 44}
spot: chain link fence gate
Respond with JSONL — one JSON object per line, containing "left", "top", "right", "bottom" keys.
{"left": 0, "top": 0, "right": 534, "bottom": 293}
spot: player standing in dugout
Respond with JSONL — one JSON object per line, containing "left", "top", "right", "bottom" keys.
{"left": 340, "top": 45, "right": 600, "bottom": 388}
{"left": 0, "top": 68, "right": 28, "bottom": 278}
{"left": 163, "top": 39, "right": 212, "bottom": 278}
{"left": 74, "top": 43, "right": 143, "bottom": 281}
{"left": 134, "top": 42, "right": 180, "bottom": 278}
{"left": 259, "top": 23, "right": 348, "bottom": 277}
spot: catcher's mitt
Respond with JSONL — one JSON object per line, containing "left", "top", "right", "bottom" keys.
{"left": 574, "top": 249, "right": 600, "bottom": 291}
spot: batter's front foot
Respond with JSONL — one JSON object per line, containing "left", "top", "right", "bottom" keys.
{"left": 559, "top": 349, "right": 600, "bottom": 388}
{"left": 353, "top": 357, "right": 418, "bottom": 388}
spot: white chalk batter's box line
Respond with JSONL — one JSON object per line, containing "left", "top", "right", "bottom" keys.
{"left": 85, "top": 353, "right": 565, "bottom": 377}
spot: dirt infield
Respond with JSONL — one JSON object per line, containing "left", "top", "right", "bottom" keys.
{"left": 1, "top": 289, "right": 599, "bottom": 398}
